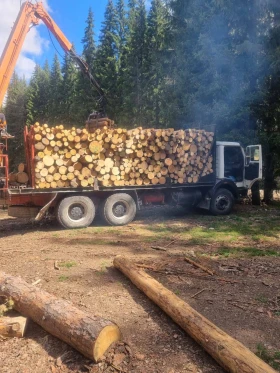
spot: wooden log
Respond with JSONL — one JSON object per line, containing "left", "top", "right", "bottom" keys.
{"left": 17, "top": 163, "right": 26, "bottom": 173}
{"left": 0, "top": 316, "right": 27, "bottom": 338}
{"left": 0, "top": 272, "right": 121, "bottom": 361}
{"left": 43, "top": 155, "right": 54, "bottom": 167}
{"left": 113, "top": 256, "right": 276, "bottom": 373}
{"left": 17, "top": 172, "right": 29, "bottom": 184}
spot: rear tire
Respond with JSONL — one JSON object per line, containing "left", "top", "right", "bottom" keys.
{"left": 100, "top": 193, "right": 137, "bottom": 226}
{"left": 210, "top": 188, "right": 234, "bottom": 215}
{"left": 56, "top": 196, "right": 95, "bottom": 229}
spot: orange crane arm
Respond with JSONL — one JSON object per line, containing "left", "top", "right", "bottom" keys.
{"left": 0, "top": 1, "right": 104, "bottom": 108}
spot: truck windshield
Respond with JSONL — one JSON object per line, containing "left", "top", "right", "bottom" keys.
{"left": 224, "top": 146, "right": 244, "bottom": 182}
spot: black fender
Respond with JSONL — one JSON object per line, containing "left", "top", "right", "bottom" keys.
{"left": 197, "top": 179, "right": 238, "bottom": 211}
{"left": 210, "top": 179, "right": 239, "bottom": 200}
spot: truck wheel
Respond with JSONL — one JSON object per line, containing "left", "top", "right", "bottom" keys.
{"left": 101, "top": 193, "right": 136, "bottom": 226}
{"left": 56, "top": 196, "right": 95, "bottom": 229}
{"left": 210, "top": 188, "right": 234, "bottom": 215}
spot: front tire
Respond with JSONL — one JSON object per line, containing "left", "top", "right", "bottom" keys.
{"left": 100, "top": 193, "right": 137, "bottom": 226}
{"left": 210, "top": 188, "right": 234, "bottom": 215}
{"left": 56, "top": 196, "right": 95, "bottom": 229}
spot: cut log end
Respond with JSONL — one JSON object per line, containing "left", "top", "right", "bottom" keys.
{"left": 93, "top": 324, "right": 122, "bottom": 362}
{"left": 0, "top": 316, "right": 27, "bottom": 338}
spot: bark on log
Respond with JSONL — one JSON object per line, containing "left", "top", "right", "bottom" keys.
{"left": 0, "top": 272, "right": 121, "bottom": 361}
{"left": 113, "top": 256, "right": 276, "bottom": 373}
{"left": 0, "top": 316, "right": 27, "bottom": 338}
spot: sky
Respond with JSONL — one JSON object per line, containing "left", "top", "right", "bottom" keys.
{"left": 0, "top": 0, "right": 150, "bottom": 80}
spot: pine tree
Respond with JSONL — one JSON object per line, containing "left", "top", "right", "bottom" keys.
{"left": 82, "top": 7, "right": 96, "bottom": 69}
{"left": 49, "top": 54, "right": 63, "bottom": 124}
{"left": 26, "top": 63, "right": 51, "bottom": 125}
{"left": 145, "top": 0, "right": 172, "bottom": 126}
{"left": 116, "top": 0, "right": 127, "bottom": 64}
{"left": 123, "top": 0, "right": 148, "bottom": 126}
{"left": 74, "top": 8, "right": 98, "bottom": 122}
{"left": 61, "top": 50, "right": 78, "bottom": 125}
{"left": 115, "top": 0, "right": 129, "bottom": 123}
{"left": 95, "top": 0, "right": 118, "bottom": 117}
{"left": 5, "top": 72, "right": 27, "bottom": 169}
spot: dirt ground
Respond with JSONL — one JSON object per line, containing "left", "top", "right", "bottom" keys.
{"left": 0, "top": 202, "right": 280, "bottom": 373}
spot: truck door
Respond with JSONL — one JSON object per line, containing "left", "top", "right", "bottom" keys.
{"left": 245, "top": 145, "right": 262, "bottom": 188}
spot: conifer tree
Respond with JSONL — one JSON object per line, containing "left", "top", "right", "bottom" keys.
{"left": 145, "top": 0, "right": 171, "bottom": 126}
{"left": 5, "top": 72, "right": 27, "bottom": 169}
{"left": 49, "top": 54, "right": 63, "bottom": 124}
{"left": 26, "top": 63, "right": 51, "bottom": 125}
{"left": 115, "top": 0, "right": 129, "bottom": 123}
{"left": 74, "top": 8, "right": 98, "bottom": 123}
{"left": 61, "top": 50, "right": 78, "bottom": 125}
{"left": 123, "top": 0, "right": 148, "bottom": 126}
{"left": 95, "top": 0, "right": 118, "bottom": 117}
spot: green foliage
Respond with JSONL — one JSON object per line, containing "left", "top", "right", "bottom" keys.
{"left": 5, "top": 72, "right": 28, "bottom": 170}
{"left": 26, "top": 62, "right": 51, "bottom": 126}
{"left": 0, "top": 298, "right": 14, "bottom": 316}
{"left": 121, "top": 0, "right": 148, "bottom": 126}
{"left": 74, "top": 8, "right": 99, "bottom": 122}
{"left": 4, "top": 0, "right": 280, "bottom": 199}
{"left": 60, "top": 261, "right": 77, "bottom": 268}
{"left": 49, "top": 54, "right": 63, "bottom": 124}
{"left": 60, "top": 51, "right": 78, "bottom": 126}
{"left": 95, "top": 0, "right": 119, "bottom": 116}
{"left": 58, "top": 275, "right": 69, "bottom": 282}
{"left": 256, "top": 343, "right": 280, "bottom": 370}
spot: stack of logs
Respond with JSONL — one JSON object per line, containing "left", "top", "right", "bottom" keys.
{"left": 9, "top": 163, "right": 29, "bottom": 186}
{"left": 32, "top": 122, "right": 214, "bottom": 189}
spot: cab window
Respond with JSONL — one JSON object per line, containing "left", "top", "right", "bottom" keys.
{"left": 246, "top": 146, "right": 259, "bottom": 165}
{"left": 224, "top": 146, "right": 244, "bottom": 182}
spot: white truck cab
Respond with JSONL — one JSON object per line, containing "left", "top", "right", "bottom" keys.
{"left": 216, "top": 142, "right": 262, "bottom": 192}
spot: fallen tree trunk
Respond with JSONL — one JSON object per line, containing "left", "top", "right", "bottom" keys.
{"left": 0, "top": 316, "right": 27, "bottom": 338}
{"left": 0, "top": 272, "right": 121, "bottom": 361}
{"left": 113, "top": 256, "right": 276, "bottom": 373}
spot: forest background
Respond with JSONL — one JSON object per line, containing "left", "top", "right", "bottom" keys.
{"left": 2, "top": 0, "right": 280, "bottom": 202}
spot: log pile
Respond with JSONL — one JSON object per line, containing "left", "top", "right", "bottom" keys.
{"left": 8, "top": 163, "right": 29, "bottom": 186}
{"left": 32, "top": 122, "right": 214, "bottom": 189}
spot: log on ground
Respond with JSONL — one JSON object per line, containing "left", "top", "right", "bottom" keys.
{"left": 0, "top": 272, "right": 121, "bottom": 361}
{"left": 113, "top": 256, "right": 276, "bottom": 373}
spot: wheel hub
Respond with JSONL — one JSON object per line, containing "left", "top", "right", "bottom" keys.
{"left": 69, "top": 204, "right": 85, "bottom": 220}
{"left": 112, "top": 202, "right": 127, "bottom": 218}
{"left": 215, "top": 195, "right": 230, "bottom": 211}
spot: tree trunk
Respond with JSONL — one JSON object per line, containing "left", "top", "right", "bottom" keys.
{"left": 113, "top": 256, "right": 276, "bottom": 373}
{"left": 264, "top": 153, "right": 274, "bottom": 204}
{"left": 251, "top": 181, "right": 261, "bottom": 206}
{"left": 0, "top": 272, "right": 121, "bottom": 362}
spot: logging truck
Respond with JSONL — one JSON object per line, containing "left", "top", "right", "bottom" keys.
{"left": 0, "top": 134, "right": 262, "bottom": 228}
{"left": 0, "top": 2, "right": 262, "bottom": 229}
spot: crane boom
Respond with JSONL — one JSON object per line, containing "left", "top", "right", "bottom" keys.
{"left": 0, "top": 1, "right": 105, "bottom": 108}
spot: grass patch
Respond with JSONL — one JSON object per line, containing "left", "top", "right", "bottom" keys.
{"left": 256, "top": 343, "right": 280, "bottom": 370}
{"left": 58, "top": 275, "right": 69, "bottom": 282}
{"left": 217, "top": 247, "right": 280, "bottom": 258}
{"left": 255, "top": 295, "right": 269, "bottom": 304}
{"left": 60, "top": 261, "right": 77, "bottom": 269}
{"left": 96, "top": 261, "right": 109, "bottom": 276}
